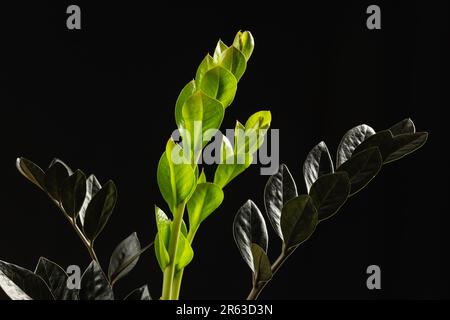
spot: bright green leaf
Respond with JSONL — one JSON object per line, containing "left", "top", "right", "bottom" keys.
{"left": 232, "top": 31, "right": 255, "bottom": 61}
{"left": 199, "top": 66, "right": 237, "bottom": 108}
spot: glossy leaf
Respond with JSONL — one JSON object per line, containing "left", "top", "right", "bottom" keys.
{"left": 244, "top": 111, "right": 272, "bottom": 154}
{"left": 353, "top": 130, "right": 393, "bottom": 161}
{"left": 175, "top": 232, "right": 194, "bottom": 271}
{"left": 309, "top": 172, "right": 350, "bottom": 221}
{"left": 336, "top": 124, "right": 375, "bottom": 168}
{"left": 217, "top": 46, "right": 247, "bottom": 81}
{"left": 79, "top": 174, "right": 102, "bottom": 226}
{"left": 79, "top": 261, "right": 114, "bottom": 300}
{"left": 157, "top": 139, "right": 196, "bottom": 214}
{"left": 384, "top": 132, "right": 428, "bottom": 164}
{"left": 108, "top": 232, "right": 141, "bottom": 285}
{"left": 232, "top": 31, "right": 255, "bottom": 61}
{"left": 281, "top": 195, "right": 318, "bottom": 249}
{"left": 220, "top": 134, "right": 234, "bottom": 163}
{"left": 389, "top": 118, "right": 415, "bottom": 135}
{"left": 83, "top": 180, "right": 117, "bottom": 242}
{"left": 44, "top": 159, "right": 73, "bottom": 201}
{"left": 61, "top": 170, "right": 87, "bottom": 219}
{"left": 124, "top": 285, "right": 151, "bottom": 300}
{"left": 155, "top": 206, "right": 171, "bottom": 272}
{"left": 198, "top": 169, "right": 207, "bottom": 184}
{"left": 175, "top": 80, "right": 197, "bottom": 128}
{"left": 35, "top": 257, "right": 77, "bottom": 300}
{"left": 199, "top": 66, "right": 237, "bottom": 108}
{"left": 233, "top": 200, "right": 268, "bottom": 272}
{"left": 0, "top": 260, "right": 54, "bottom": 300}
{"left": 213, "top": 40, "right": 228, "bottom": 62}
{"left": 303, "top": 141, "right": 334, "bottom": 193}
{"left": 214, "top": 153, "right": 253, "bottom": 189}
{"left": 187, "top": 182, "right": 224, "bottom": 235}
{"left": 251, "top": 244, "right": 272, "bottom": 284}
{"left": 181, "top": 91, "right": 225, "bottom": 154}
{"left": 16, "top": 157, "right": 45, "bottom": 190}
{"left": 195, "top": 54, "right": 214, "bottom": 86}
{"left": 337, "top": 147, "right": 382, "bottom": 196}
{"left": 264, "top": 164, "right": 298, "bottom": 240}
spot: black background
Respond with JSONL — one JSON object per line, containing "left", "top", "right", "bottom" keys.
{"left": 1, "top": 1, "right": 447, "bottom": 300}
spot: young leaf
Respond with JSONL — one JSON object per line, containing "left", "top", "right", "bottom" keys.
{"left": 61, "top": 170, "right": 87, "bottom": 219}
{"left": 232, "top": 31, "right": 255, "bottom": 61}
{"left": 213, "top": 40, "right": 228, "bottom": 62}
{"left": 0, "top": 260, "right": 54, "bottom": 300}
{"left": 34, "top": 257, "right": 77, "bottom": 300}
{"left": 214, "top": 153, "right": 253, "bottom": 189}
{"left": 79, "top": 174, "right": 102, "bottom": 226}
{"left": 384, "top": 132, "right": 428, "bottom": 164}
{"left": 108, "top": 232, "right": 141, "bottom": 285}
{"left": 389, "top": 118, "right": 415, "bottom": 135}
{"left": 303, "top": 141, "right": 334, "bottom": 193}
{"left": 187, "top": 183, "right": 224, "bottom": 236}
{"left": 264, "top": 164, "right": 298, "bottom": 240}
{"left": 157, "top": 139, "right": 196, "bottom": 214}
{"left": 309, "top": 172, "right": 350, "bottom": 222}
{"left": 155, "top": 206, "right": 171, "bottom": 272}
{"left": 175, "top": 232, "right": 194, "bottom": 271}
{"left": 195, "top": 54, "right": 214, "bottom": 86}
{"left": 281, "top": 195, "right": 318, "bottom": 249}
{"left": 16, "top": 157, "right": 46, "bottom": 190}
{"left": 337, "top": 147, "right": 382, "bottom": 196}
{"left": 336, "top": 124, "right": 375, "bottom": 168}
{"left": 44, "top": 159, "right": 73, "bottom": 201}
{"left": 198, "top": 169, "right": 207, "bottom": 184}
{"left": 220, "top": 134, "right": 234, "bottom": 163}
{"left": 124, "top": 285, "right": 151, "bottom": 300}
{"left": 217, "top": 46, "right": 247, "bottom": 81}
{"left": 199, "top": 66, "right": 237, "bottom": 109}
{"left": 244, "top": 111, "right": 272, "bottom": 154}
{"left": 175, "top": 80, "right": 197, "bottom": 128}
{"left": 233, "top": 200, "right": 268, "bottom": 272}
{"left": 79, "top": 261, "right": 114, "bottom": 300}
{"left": 250, "top": 244, "right": 272, "bottom": 285}
{"left": 83, "top": 180, "right": 117, "bottom": 242}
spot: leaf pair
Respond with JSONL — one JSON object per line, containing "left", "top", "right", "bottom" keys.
{"left": 16, "top": 157, "right": 118, "bottom": 243}
{"left": 154, "top": 206, "right": 194, "bottom": 272}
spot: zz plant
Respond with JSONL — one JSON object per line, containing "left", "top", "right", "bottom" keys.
{"left": 0, "top": 158, "right": 151, "bottom": 300}
{"left": 233, "top": 118, "right": 427, "bottom": 299}
{"left": 155, "top": 30, "right": 271, "bottom": 300}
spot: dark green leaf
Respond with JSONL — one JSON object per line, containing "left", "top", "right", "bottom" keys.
{"left": 281, "top": 195, "right": 318, "bottom": 249}
{"left": 264, "top": 164, "right": 298, "bottom": 240}
{"left": 303, "top": 141, "right": 334, "bottom": 192}
{"left": 337, "top": 147, "right": 382, "bottom": 196}
{"left": 124, "top": 285, "right": 151, "bottom": 300}
{"left": 83, "top": 180, "right": 117, "bottom": 242}
{"left": 250, "top": 244, "right": 272, "bottom": 285}
{"left": 61, "top": 170, "right": 87, "bottom": 219}
{"left": 79, "top": 261, "right": 113, "bottom": 300}
{"left": 0, "top": 260, "right": 54, "bottom": 300}
{"left": 44, "top": 159, "right": 73, "bottom": 201}
{"left": 108, "top": 232, "right": 141, "bottom": 285}
{"left": 34, "top": 257, "right": 77, "bottom": 300}
{"left": 389, "top": 118, "right": 415, "bottom": 135}
{"left": 353, "top": 130, "right": 393, "bottom": 161}
{"left": 16, "top": 157, "right": 45, "bottom": 190}
{"left": 233, "top": 200, "right": 268, "bottom": 272}
{"left": 384, "top": 132, "right": 428, "bottom": 164}
{"left": 336, "top": 124, "right": 375, "bottom": 168}
{"left": 309, "top": 172, "right": 350, "bottom": 222}
{"left": 79, "top": 174, "right": 102, "bottom": 226}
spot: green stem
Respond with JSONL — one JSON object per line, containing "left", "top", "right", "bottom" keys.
{"left": 161, "top": 203, "right": 186, "bottom": 300}
{"left": 171, "top": 269, "right": 184, "bottom": 299}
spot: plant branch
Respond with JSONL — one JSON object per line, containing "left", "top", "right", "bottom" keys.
{"left": 246, "top": 244, "right": 295, "bottom": 300}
